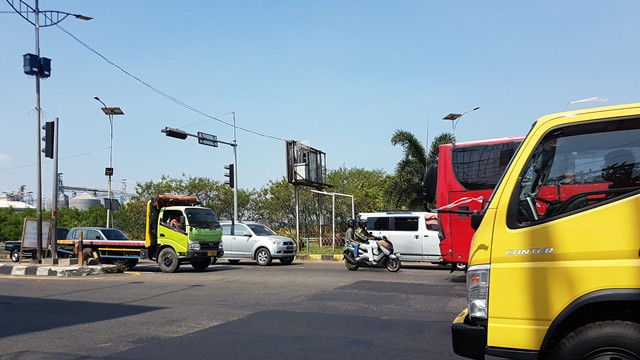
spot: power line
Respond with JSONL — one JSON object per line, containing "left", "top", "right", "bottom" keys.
{"left": 52, "top": 21, "right": 288, "bottom": 142}
{"left": 0, "top": 147, "right": 109, "bottom": 171}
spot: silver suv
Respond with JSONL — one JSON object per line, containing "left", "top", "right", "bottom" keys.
{"left": 220, "top": 221, "right": 296, "bottom": 265}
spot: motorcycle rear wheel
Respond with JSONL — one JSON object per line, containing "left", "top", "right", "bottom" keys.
{"left": 386, "top": 257, "right": 401, "bottom": 272}
{"left": 345, "top": 259, "right": 359, "bottom": 271}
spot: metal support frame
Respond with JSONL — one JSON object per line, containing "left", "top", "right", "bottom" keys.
{"left": 309, "top": 189, "right": 354, "bottom": 251}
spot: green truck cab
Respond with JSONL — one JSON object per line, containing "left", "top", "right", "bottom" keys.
{"left": 142, "top": 194, "right": 223, "bottom": 273}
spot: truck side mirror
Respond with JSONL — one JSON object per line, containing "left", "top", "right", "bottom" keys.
{"left": 471, "top": 211, "right": 484, "bottom": 230}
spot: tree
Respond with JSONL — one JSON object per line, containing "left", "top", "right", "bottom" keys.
{"left": 427, "top": 133, "right": 455, "bottom": 168}
{"left": 389, "top": 130, "right": 428, "bottom": 209}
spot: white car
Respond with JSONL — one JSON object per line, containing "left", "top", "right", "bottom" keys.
{"left": 220, "top": 221, "right": 296, "bottom": 266}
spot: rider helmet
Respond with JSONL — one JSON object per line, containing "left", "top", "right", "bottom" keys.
{"left": 358, "top": 218, "right": 367, "bottom": 228}
{"left": 346, "top": 218, "right": 357, "bottom": 228}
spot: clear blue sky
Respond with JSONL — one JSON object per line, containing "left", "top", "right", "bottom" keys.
{"left": 2, "top": 1, "right": 640, "bottom": 202}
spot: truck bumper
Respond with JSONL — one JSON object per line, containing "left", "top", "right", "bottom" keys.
{"left": 451, "top": 308, "right": 486, "bottom": 360}
{"left": 186, "top": 250, "right": 223, "bottom": 259}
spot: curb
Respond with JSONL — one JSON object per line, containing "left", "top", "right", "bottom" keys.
{"left": 295, "top": 254, "right": 342, "bottom": 261}
{"left": 0, "top": 263, "right": 117, "bottom": 277}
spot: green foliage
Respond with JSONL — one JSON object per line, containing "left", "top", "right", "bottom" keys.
{"left": 427, "top": 133, "right": 456, "bottom": 168}
{"left": 112, "top": 201, "right": 147, "bottom": 240}
{"left": 389, "top": 130, "right": 428, "bottom": 209}
{"left": 388, "top": 130, "right": 455, "bottom": 210}
{"left": 0, "top": 208, "right": 35, "bottom": 240}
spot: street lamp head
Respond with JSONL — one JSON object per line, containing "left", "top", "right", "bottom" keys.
{"left": 93, "top": 96, "right": 100, "bottom": 101}
{"left": 443, "top": 113, "right": 462, "bottom": 121}
{"left": 74, "top": 14, "right": 93, "bottom": 21}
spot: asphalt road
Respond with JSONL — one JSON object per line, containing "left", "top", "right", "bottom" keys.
{"left": 0, "top": 259, "right": 470, "bottom": 360}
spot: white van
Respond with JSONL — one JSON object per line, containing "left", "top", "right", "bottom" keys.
{"left": 359, "top": 211, "right": 442, "bottom": 263}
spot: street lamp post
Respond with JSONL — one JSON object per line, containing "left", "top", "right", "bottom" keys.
{"left": 442, "top": 106, "right": 480, "bottom": 142}
{"left": 93, "top": 96, "right": 124, "bottom": 228}
{"left": 8, "top": 0, "right": 91, "bottom": 261}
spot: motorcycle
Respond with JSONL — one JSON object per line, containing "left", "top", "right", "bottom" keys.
{"left": 343, "top": 236, "right": 401, "bottom": 272}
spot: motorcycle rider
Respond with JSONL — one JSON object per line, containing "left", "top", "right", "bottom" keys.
{"left": 345, "top": 219, "right": 361, "bottom": 261}
{"left": 355, "top": 218, "right": 376, "bottom": 264}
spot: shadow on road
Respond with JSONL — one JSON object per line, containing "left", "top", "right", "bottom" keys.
{"left": 108, "top": 310, "right": 466, "bottom": 360}
{"left": 0, "top": 295, "right": 163, "bottom": 339}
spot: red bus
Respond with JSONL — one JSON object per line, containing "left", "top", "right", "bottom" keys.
{"left": 423, "top": 137, "right": 524, "bottom": 270}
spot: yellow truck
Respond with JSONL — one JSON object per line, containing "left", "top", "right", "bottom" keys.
{"left": 452, "top": 103, "right": 640, "bottom": 359}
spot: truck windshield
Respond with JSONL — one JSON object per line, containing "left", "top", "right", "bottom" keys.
{"left": 185, "top": 208, "right": 221, "bottom": 229}
{"left": 102, "top": 229, "right": 130, "bottom": 240}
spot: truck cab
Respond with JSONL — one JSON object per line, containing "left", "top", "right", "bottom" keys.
{"left": 451, "top": 104, "right": 640, "bottom": 359}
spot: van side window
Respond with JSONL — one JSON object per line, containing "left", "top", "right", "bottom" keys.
{"left": 510, "top": 119, "right": 640, "bottom": 227}
{"left": 368, "top": 217, "right": 390, "bottom": 230}
{"left": 393, "top": 217, "right": 419, "bottom": 231}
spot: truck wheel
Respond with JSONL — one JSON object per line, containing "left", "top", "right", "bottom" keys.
{"left": 82, "top": 248, "right": 100, "bottom": 265}
{"left": 210, "top": 257, "right": 217, "bottom": 265}
{"left": 279, "top": 257, "right": 294, "bottom": 265}
{"left": 255, "top": 248, "right": 272, "bottom": 266}
{"left": 10, "top": 250, "right": 19, "bottom": 262}
{"left": 547, "top": 321, "right": 640, "bottom": 360}
{"left": 191, "top": 258, "right": 210, "bottom": 272}
{"left": 158, "top": 248, "right": 180, "bottom": 273}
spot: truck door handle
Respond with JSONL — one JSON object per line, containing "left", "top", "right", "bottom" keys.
{"left": 160, "top": 234, "right": 165, "bottom": 237}
{"left": 415, "top": 235, "right": 419, "bottom": 239}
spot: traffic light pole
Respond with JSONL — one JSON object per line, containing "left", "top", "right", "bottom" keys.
{"left": 162, "top": 126, "right": 238, "bottom": 223}
{"left": 51, "top": 117, "right": 59, "bottom": 261}
{"left": 35, "top": 0, "right": 43, "bottom": 262}
{"left": 232, "top": 112, "right": 238, "bottom": 224}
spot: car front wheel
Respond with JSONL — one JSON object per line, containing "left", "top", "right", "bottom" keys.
{"left": 255, "top": 248, "right": 272, "bottom": 266}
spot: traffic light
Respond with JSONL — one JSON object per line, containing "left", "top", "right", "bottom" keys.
{"left": 162, "top": 127, "right": 188, "bottom": 140}
{"left": 42, "top": 121, "right": 54, "bottom": 159}
{"left": 224, "top": 164, "right": 234, "bottom": 188}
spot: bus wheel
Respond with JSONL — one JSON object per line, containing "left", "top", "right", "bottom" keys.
{"left": 547, "top": 321, "right": 640, "bottom": 360}
{"left": 158, "top": 248, "right": 180, "bottom": 273}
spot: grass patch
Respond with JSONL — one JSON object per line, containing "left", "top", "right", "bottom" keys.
{"left": 298, "top": 239, "right": 344, "bottom": 255}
